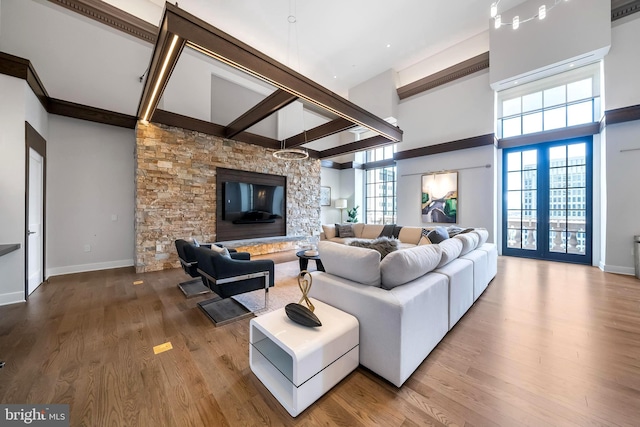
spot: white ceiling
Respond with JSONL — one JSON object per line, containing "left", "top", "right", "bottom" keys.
{"left": 104, "top": 0, "right": 527, "bottom": 95}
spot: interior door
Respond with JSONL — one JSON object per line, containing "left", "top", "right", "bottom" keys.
{"left": 28, "top": 147, "right": 44, "bottom": 295}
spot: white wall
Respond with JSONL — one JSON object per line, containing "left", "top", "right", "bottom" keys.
{"left": 397, "top": 70, "right": 494, "bottom": 152}
{"left": 605, "top": 14, "right": 640, "bottom": 110}
{"left": 0, "top": 74, "right": 26, "bottom": 305}
{"left": 598, "top": 14, "right": 640, "bottom": 273}
{"left": 396, "top": 145, "right": 496, "bottom": 240}
{"left": 0, "top": 0, "right": 152, "bottom": 115}
{"left": 489, "top": 0, "right": 611, "bottom": 89}
{"left": 46, "top": 116, "right": 135, "bottom": 276}
{"left": 320, "top": 168, "right": 341, "bottom": 226}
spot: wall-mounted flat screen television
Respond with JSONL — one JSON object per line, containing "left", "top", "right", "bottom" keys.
{"left": 223, "top": 181, "right": 285, "bottom": 224}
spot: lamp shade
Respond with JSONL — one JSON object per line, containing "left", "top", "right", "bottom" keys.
{"left": 335, "top": 199, "right": 347, "bottom": 209}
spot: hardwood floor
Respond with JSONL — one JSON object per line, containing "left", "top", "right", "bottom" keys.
{"left": 1, "top": 256, "right": 639, "bottom": 426}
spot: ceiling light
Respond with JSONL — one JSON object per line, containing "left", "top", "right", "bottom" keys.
{"left": 538, "top": 5, "right": 546, "bottom": 19}
{"left": 490, "top": 2, "right": 499, "bottom": 18}
{"left": 492, "top": 0, "right": 567, "bottom": 30}
{"left": 386, "top": 44, "right": 391, "bottom": 48}
{"left": 273, "top": 147, "right": 309, "bottom": 160}
{"left": 142, "top": 34, "right": 180, "bottom": 122}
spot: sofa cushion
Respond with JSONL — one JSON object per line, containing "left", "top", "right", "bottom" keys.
{"left": 454, "top": 233, "right": 479, "bottom": 255}
{"left": 319, "top": 241, "right": 381, "bottom": 287}
{"left": 378, "top": 224, "right": 396, "bottom": 238}
{"left": 348, "top": 236, "right": 399, "bottom": 259}
{"left": 471, "top": 228, "right": 489, "bottom": 246}
{"left": 380, "top": 244, "right": 442, "bottom": 289}
{"left": 352, "top": 223, "right": 365, "bottom": 237}
{"left": 361, "top": 224, "right": 385, "bottom": 239}
{"left": 322, "top": 224, "right": 336, "bottom": 239}
{"left": 397, "top": 227, "right": 422, "bottom": 245}
{"left": 427, "top": 226, "right": 449, "bottom": 244}
{"left": 437, "top": 237, "right": 463, "bottom": 268}
{"left": 336, "top": 223, "right": 356, "bottom": 237}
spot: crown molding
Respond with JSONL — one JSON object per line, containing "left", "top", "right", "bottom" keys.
{"left": 47, "top": 0, "right": 158, "bottom": 43}
{"left": 0, "top": 52, "right": 48, "bottom": 108}
{"left": 48, "top": 98, "right": 137, "bottom": 128}
{"left": 611, "top": 0, "right": 640, "bottom": 20}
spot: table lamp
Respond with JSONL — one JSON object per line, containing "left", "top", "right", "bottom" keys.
{"left": 335, "top": 199, "right": 347, "bottom": 223}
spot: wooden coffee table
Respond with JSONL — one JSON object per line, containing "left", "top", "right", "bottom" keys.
{"left": 295, "top": 250, "right": 325, "bottom": 274}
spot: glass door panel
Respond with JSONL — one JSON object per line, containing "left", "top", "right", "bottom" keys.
{"left": 503, "top": 138, "right": 591, "bottom": 264}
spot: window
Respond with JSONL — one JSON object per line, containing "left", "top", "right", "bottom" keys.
{"left": 497, "top": 63, "right": 601, "bottom": 139}
{"left": 364, "top": 145, "right": 397, "bottom": 224}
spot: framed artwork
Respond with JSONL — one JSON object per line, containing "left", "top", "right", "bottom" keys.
{"left": 421, "top": 172, "right": 458, "bottom": 223}
{"left": 320, "top": 186, "right": 331, "bottom": 206}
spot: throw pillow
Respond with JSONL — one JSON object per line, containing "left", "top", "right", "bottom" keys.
{"left": 392, "top": 225, "right": 403, "bottom": 239}
{"left": 348, "top": 236, "right": 399, "bottom": 259}
{"left": 210, "top": 244, "right": 231, "bottom": 258}
{"left": 337, "top": 224, "right": 355, "bottom": 238}
{"left": 446, "top": 225, "right": 464, "bottom": 237}
{"left": 378, "top": 224, "right": 396, "bottom": 238}
{"left": 418, "top": 228, "right": 432, "bottom": 246}
{"left": 427, "top": 226, "right": 449, "bottom": 244}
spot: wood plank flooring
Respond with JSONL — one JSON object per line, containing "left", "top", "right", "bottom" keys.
{"left": 1, "top": 256, "right": 639, "bottom": 426}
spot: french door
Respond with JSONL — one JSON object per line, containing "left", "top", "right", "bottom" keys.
{"left": 503, "top": 137, "right": 592, "bottom": 264}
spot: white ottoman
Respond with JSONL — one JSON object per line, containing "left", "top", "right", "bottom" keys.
{"left": 250, "top": 298, "right": 359, "bottom": 417}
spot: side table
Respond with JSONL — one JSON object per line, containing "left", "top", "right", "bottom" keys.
{"left": 295, "top": 250, "right": 324, "bottom": 275}
{"left": 249, "top": 298, "right": 359, "bottom": 417}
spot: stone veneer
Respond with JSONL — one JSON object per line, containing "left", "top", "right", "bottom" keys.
{"left": 135, "top": 122, "right": 321, "bottom": 273}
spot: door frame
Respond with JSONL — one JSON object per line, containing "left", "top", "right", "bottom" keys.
{"left": 25, "top": 122, "right": 47, "bottom": 299}
{"left": 502, "top": 137, "right": 593, "bottom": 265}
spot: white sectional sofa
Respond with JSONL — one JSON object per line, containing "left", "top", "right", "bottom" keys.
{"left": 309, "top": 226, "right": 497, "bottom": 387}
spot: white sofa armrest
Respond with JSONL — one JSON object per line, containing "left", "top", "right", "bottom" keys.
{"left": 309, "top": 271, "right": 449, "bottom": 387}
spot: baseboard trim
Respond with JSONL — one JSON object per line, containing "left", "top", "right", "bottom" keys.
{"left": 47, "top": 259, "right": 134, "bottom": 277}
{"left": 0, "top": 291, "right": 26, "bottom": 307}
{"left": 600, "top": 263, "right": 635, "bottom": 275}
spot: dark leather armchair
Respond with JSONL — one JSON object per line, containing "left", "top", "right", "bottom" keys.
{"left": 174, "top": 239, "right": 244, "bottom": 297}
{"left": 194, "top": 246, "right": 275, "bottom": 325}
{"left": 175, "top": 239, "right": 211, "bottom": 297}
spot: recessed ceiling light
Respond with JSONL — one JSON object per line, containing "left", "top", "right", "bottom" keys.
{"left": 333, "top": 75, "right": 337, "bottom": 79}
{"left": 569, "top": 63, "right": 574, "bottom": 67}
{"left": 386, "top": 44, "right": 391, "bottom": 48}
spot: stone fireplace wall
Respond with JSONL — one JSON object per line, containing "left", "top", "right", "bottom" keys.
{"left": 135, "top": 122, "right": 321, "bottom": 273}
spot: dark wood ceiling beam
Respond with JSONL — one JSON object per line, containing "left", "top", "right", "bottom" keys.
{"left": 395, "top": 134, "right": 496, "bottom": 161}
{"left": 224, "top": 90, "right": 297, "bottom": 138}
{"left": 286, "top": 118, "right": 356, "bottom": 147}
{"left": 319, "top": 135, "right": 393, "bottom": 159}
{"left": 151, "top": 109, "right": 320, "bottom": 158}
{"left": 156, "top": 4, "right": 401, "bottom": 142}
{"left": 397, "top": 52, "right": 490, "bottom": 100}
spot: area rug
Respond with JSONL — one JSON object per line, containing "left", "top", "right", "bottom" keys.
{"left": 231, "top": 260, "right": 317, "bottom": 315}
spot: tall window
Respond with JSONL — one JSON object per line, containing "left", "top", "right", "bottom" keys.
{"left": 364, "top": 145, "right": 396, "bottom": 224}
{"left": 497, "top": 63, "right": 601, "bottom": 139}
